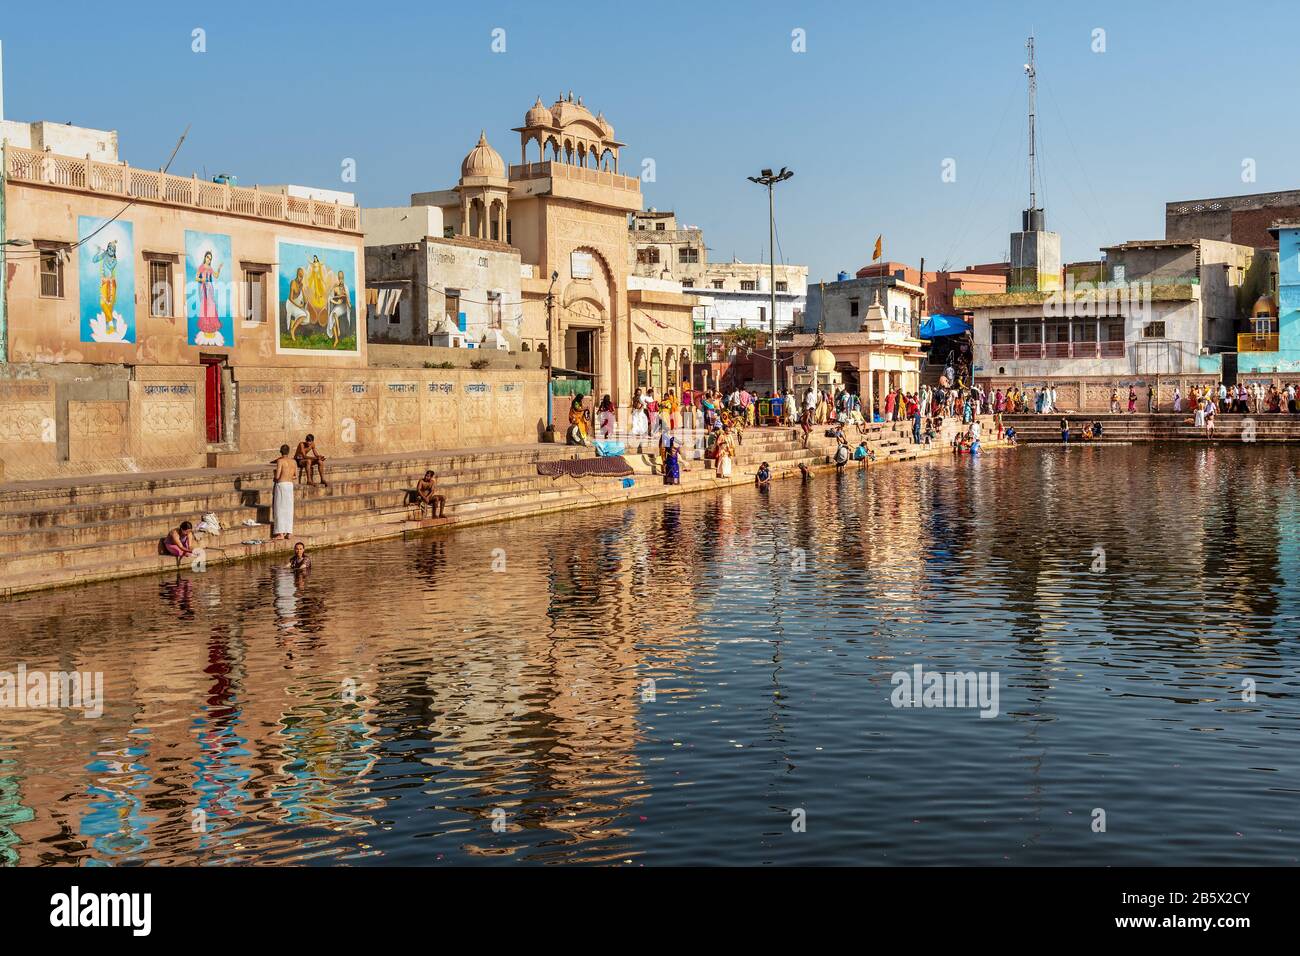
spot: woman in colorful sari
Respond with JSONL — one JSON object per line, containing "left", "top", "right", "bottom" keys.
{"left": 1172, "top": 386, "right": 1182, "bottom": 412}
{"left": 567, "top": 393, "right": 589, "bottom": 445}
{"left": 1127, "top": 386, "right": 1138, "bottom": 413}
{"left": 597, "top": 394, "right": 617, "bottom": 438}
{"left": 715, "top": 429, "right": 734, "bottom": 479}
{"left": 701, "top": 391, "right": 718, "bottom": 429}
{"left": 662, "top": 437, "right": 681, "bottom": 485}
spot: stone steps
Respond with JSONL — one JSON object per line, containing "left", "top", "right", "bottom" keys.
{"left": 1002, "top": 412, "right": 1299, "bottom": 443}
{"left": 0, "top": 421, "right": 994, "bottom": 595}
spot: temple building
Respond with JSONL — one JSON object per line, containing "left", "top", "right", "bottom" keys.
{"left": 366, "top": 94, "right": 696, "bottom": 418}
{"left": 783, "top": 286, "right": 925, "bottom": 411}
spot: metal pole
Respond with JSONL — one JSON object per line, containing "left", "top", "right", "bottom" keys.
{"left": 545, "top": 284, "right": 555, "bottom": 437}
{"left": 768, "top": 181, "right": 777, "bottom": 395}
{"left": 1, "top": 139, "right": 7, "bottom": 365}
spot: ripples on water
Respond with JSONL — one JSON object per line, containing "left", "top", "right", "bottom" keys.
{"left": 1, "top": 444, "right": 1298, "bottom": 865}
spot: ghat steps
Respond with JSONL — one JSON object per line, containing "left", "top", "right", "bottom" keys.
{"left": 1002, "top": 412, "right": 1300, "bottom": 443}
{"left": 0, "top": 418, "right": 989, "bottom": 596}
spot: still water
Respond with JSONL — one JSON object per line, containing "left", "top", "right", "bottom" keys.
{"left": 2, "top": 444, "right": 1299, "bottom": 866}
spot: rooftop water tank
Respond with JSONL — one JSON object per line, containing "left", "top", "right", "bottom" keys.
{"left": 837, "top": 271, "right": 850, "bottom": 282}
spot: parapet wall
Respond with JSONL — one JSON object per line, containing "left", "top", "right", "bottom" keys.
{"left": 0, "top": 362, "right": 547, "bottom": 481}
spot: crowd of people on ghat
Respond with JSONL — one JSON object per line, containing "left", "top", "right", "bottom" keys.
{"left": 562, "top": 361, "right": 1004, "bottom": 479}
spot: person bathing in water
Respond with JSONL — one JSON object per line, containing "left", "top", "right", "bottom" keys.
{"left": 289, "top": 541, "right": 311, "bottom": 572}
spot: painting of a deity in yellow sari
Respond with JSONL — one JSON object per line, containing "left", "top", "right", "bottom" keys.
{"left": 276, "top": 240, "right": 358, "bottom": 354}
{"left": 78, "top": 216, "right": 135, "bottom": 344}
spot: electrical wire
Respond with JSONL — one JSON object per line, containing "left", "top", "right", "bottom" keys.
{"left": 2, "top": 126, "right": 190, "bottom": 262}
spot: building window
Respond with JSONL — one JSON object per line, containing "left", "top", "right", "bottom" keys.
{"left": 244, "top": 270, "right": 267, "bottom": 323}
{"left": 740, "top": 280, "right": 756, "bottom": 291}
{"left": 655, "top": 222, "right": 665, "bottom": 231}
{"left": 1143, "top": 321, "right": 1166, "bottom": 338}
{"left": 850, "top": 298, "right": 860, "bottom": 318}
{"left": 389, "top": 302, "right": 402, "bottom": 326}
{"left": 506, "top": 220, "right": 512, "bottom": 244}
{"left": 712, "top": 279, "right": 723, "bottom": 289}
{"left": 775, "top": 281, "right": 788, "bottom": 292}
{"left": 636, "top": 246, "right": 660, "bottom": 265}
{"left": 39, "top": 249, "right": 64, "bottom": 298}
{"left": 488, "top": 290, "right": 502, "bottom": 329}
{"left": 678, "top": 247, "right": 699, "bottom": 264}
{"left": 149, "top": 260, "right": 173, "bottom": 317}
{"left": 682, "top": 280, "right": 694, "bottom": 288}
{"left": 758, "top": 306, "right": 766, "bottom": 326}
{"left": 445, "top": 290, "right": 462, "bottom": 332}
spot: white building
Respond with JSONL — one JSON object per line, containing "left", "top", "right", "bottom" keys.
{"left": 362, "top": 203, "right": 522, "bottom": 349}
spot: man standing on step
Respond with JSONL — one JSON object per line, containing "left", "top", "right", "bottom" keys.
{"left": 271, "top": 445, "right": 296, "bottom": 540}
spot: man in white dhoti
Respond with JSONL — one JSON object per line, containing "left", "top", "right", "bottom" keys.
{"left": 271, "top": 444, "right": 296, "bottom": 539}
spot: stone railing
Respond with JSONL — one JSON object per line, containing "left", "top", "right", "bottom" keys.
{"left": 509, "top": 160, "right": 638, "bottom": 191}
{"left": 3, "top": 145, "right": 360, "bottom": 233}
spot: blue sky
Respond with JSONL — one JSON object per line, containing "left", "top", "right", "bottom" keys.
{"left": 3, "top": 0, "right": 1297, "bottom": 282}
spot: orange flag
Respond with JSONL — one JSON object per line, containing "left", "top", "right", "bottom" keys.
{"left": 872, "top": 235, "right": 882, "bottom": 261}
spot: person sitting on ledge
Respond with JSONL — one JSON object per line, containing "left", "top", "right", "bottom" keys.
{"left": 755, "top": 461, "right": 772, "bottom": 490}
{"left": 416, "top": 470, "right": 445, "bottom": 518}
{"left": 160, "top": 521, "right": 196, "bottom": 566}
{"left": 296, "top": 434, "right": 328, "bottom": 486}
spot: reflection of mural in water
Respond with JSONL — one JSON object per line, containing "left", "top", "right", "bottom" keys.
{"left": 80, "top": 736, "right": 156, "bottom": 860}
{"left": 0, "top": 767, "right": 35, "bottom": 865}
{"left": 78, "top": 216, "right": 135, "bottom": 344}
{"left": 276, "top": 239, "right": 358, "bottom": 354}
{"left": 4, "top": 446, "right": 1298, "bottom": 864}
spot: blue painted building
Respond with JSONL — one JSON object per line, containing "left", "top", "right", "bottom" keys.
{"left": 1237, "top": 219, "right": 1300, "bottom": 374}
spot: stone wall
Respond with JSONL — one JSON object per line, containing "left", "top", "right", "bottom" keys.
{"left": 972, "top": 374, "right": 1281, "bottom": 412}
{"left": 0, "top": 362, "right": 547, "bottom": 481}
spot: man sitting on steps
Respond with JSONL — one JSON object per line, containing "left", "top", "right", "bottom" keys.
{"left": 295, "top": 434, "right": 329, "bottom": 486}
{"left": 416, "top": 470, "right": 445, "bottom": 518}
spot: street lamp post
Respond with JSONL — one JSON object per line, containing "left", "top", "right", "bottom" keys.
{"left": 748, "top": 167, "right": 793, "bottom": 398}
{"left": 543, "top": 269, "right": 559, "bottom": 442}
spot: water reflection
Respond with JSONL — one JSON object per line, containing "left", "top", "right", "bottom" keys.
{"left": 1, "top": 445, "right": 1298, "bottom": 865}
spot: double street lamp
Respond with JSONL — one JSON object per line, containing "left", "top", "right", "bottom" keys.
{"left": 747, "top": 167, "right": 793, "bottom": 397}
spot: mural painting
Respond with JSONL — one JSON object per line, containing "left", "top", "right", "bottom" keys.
{"left": 185, "top": 230, "right": 235, "bottom": 347}
{"left": 78, "top": 215, "right": 135, "bottom": 344}
{"left": 276, "top": 239, "right": 359, "bottom": 354}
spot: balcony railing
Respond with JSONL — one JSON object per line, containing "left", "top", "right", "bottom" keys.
{"left": 1238, "top": 332, "right": 1279, "bottom": 353}
{"left": 990, "top": 341, "right": 1123, "bottom": 360}
{"left": 4, "top": 145, "right": 360, "bottom": 232}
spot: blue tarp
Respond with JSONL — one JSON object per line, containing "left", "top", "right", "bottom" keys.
{"left": 920, "top": 314, "right": 971, "bottom": 339}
